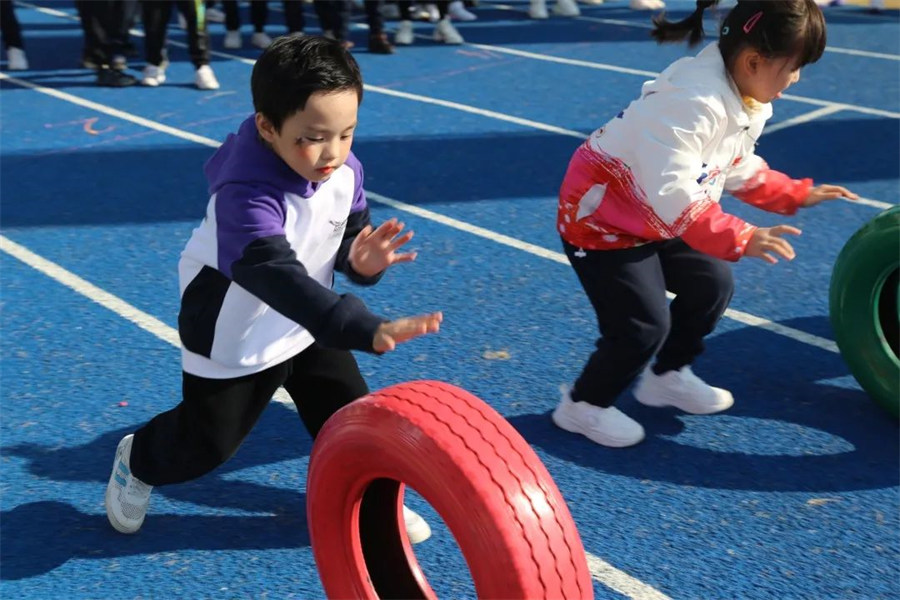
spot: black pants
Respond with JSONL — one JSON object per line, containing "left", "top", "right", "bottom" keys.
{"left": 221, "top": 0, "right": 267, "bottom": 32}
{"left": 0, "top": 0, "right": 24, "bottom": 50}
{"left": 130, "top": 343, "right": 368, "bottom": 486}
{"left": 142, "top": 0, "right": 210, "bottom": 68}
{"left": 563, "top": 238, "right": 734, "bottom": 407}
{"left": 76, "top": 0, "right": 131, "bottom": 65}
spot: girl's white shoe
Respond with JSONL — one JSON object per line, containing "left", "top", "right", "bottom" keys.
{"left": 634, "top": 366, "right": 734, "bottom": 415}
{"left": 552, "top": 386, "right": 645, "bottom": 448}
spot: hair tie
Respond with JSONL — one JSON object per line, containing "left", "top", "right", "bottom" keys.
{"left": 743, "top": 11, "right": 763, "bottom": 34}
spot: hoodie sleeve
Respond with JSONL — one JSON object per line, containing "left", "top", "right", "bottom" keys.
{"left": 627, "top": 89, "right": 755, "bottom": 261}
{"left": 333, "top": 153, "right": 385, "bottom": 286}
{"left": 215, "top": 183, "right": 385, "bottom": 353}
{"left": 725, "top": 157, "right": 810, "bottom": 215}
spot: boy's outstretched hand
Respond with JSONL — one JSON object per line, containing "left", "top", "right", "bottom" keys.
{"left": 374, "top": 312, "right": 443, "bottom": 353}
{"left": 350, "top": 218, "right": 417, "bottom": 277}
{"left": 746, "top": 225, "right": 801, "bottom": 264}
{"left": 802, "top": 184, "right": 858, "bottom": 207}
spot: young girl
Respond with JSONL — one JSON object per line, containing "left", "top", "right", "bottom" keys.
{"left": 553, "top": 0, "right": 858, "bottom": 448}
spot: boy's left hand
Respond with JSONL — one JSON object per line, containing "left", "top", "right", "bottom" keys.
{"left": 802, "top": 184, "right": 858, "bottom": 207}
{"left": 349, "top": 218, "right": 417, "bottom": 277}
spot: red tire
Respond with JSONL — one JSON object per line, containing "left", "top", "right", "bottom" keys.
{"left": 307, "top": 380, "right": 593, "bottom": 599}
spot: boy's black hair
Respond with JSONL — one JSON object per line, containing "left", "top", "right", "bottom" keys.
{"left": 251, "top": 34, "right": 364, "bottom": 132}
{"left": 650, "top": 0, "right": 827, "bottom": 69}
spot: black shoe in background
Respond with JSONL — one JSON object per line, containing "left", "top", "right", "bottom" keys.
{"left": 96, "top": 68, "right": 137, "bottom": 87}
{"left": 368, "top": 33, "right": 394, "bottom": 54}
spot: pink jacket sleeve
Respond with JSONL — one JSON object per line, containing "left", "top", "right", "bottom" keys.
{"left": 681, "top": 202, "right": 758, "bottom": 262}
{"left": 729, "top": 162, "right": 811, "bottom": 216}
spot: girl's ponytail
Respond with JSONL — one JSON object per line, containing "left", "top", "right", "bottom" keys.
{"left": 651, "top": 0, "right": 720, "bottom": 46}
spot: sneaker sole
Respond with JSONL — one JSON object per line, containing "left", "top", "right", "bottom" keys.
{"left": 551, "top": 409, "right": 645, "bottom": 448}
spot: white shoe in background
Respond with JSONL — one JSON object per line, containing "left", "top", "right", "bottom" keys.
{"left": 448, "top": 0, "right": 477, "bottom": 20}
{"left": 141, "top": 64, "right": 166, "bottom": 86}
{"left": 194, "top": 64, "right": 220, "bottom": 90}
{"left": 630, "top": 0, "right": 665, "bottom": 9}
{"left": 206, "top": 6, "right": 226, "bottom": 22}
{"left": 395, "top": 20, "right": 415, "bottom": 44}
{"left": 552, "top": 385, "right": 645, "bottom": 448}
{"left": 529, "top": 0, "right": 549, "bottom": 19}
{"left": 251, "top": 31, "right": 272, "bottom": 49}
{"left": 6, "top": 47, "right": 28, "bottom": 70}
{"left": 633, "top": 366, "right": 734, "bottom": 415}
{"left": 553, "top": 0, "right": 581, "bottom": 17}
{"left": 223, "top": 30, "right": 242, "bottom": 49}
{"left": 433, "top": 18, "right": 464, "bottom": 44}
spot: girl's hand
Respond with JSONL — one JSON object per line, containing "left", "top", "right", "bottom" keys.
{"left": 373, "top": 312, "right": 443, "bottom": 353}
{"left": 349, "top": 218, "right": 417, "bottom": 277}
{"left": 802, "top": 184, "right": 858, "bottom": 207}
{"left": 745, "top": 225, "right": 802, "bottom": 264}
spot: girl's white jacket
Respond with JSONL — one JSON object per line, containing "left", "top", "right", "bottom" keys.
{"left": 557, "top": 42, "right": 811, "bottom": 261}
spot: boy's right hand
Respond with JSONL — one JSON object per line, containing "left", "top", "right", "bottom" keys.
{"left": 374, "top": 312, "right": 443, "bottom": 353}
{"left": 745, "top": 225, "right": 802, "bottom": 264}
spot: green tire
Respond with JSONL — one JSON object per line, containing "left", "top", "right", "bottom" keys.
{"left": 829, "top": 205, "right": 900, "bottom": 418}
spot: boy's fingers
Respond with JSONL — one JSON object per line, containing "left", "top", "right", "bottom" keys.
{"left": 388, "top": 231, "right": 414, "bottom": 250}
{"left": 391, "top": 251, "right": 418, "bottom": 264}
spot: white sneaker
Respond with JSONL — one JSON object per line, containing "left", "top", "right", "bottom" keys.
{"left": 630, "top": 0, "right": 665, "bottom": 9}
{"left": 105, "top": 434, "right": 153, "bottom": 534}
{"left": 141, "top": 64, "right": 166, "bottom": 86}
{"left": 380, "top": 2, "right": 400, "bottom": 19}
{"left": 177, "top": 11, "right": 187, "bottom": 29}
{"left": 195, "top": 64, "right": 220, "bottom": 90}
{"left": 6, "top": 47, "right": 28, "bottom": 70}
{"left": 206, "top": 6, "right": 226, "bottom": 23}
{"left": 403, "top": 506, "right": 432, "bottom": 544}
{"left": 395, "top": 20, "right": 414, "bottom": 45}
{"left": 633, "top": 366, "right": 734, "bottom": 415}
{"left": 251, "top": 31, "right": 272, "bottom": 49}
{"left": 529, "top": 0, "right": 549, "bottom": 19}
{"left": 552, "top": 386, "right": 645, "bottom": 448}
{"left": 433, "top": 18, "right": 463, "bottom": 44}
{"left": 553, "top": 0, "right": 581, "bottom": 16}
{"left": 448, "top": 0, "right": 477, "bottom": 20}
{"left": 423, "top": 3, "right": 441, "bottom": 22}
{"left": 223, "top": 30, "right": 242, "bottom": 49}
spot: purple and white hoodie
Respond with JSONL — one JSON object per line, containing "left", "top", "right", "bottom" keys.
{"left": 177, "top": 116, "right": 384, "bottom": 379}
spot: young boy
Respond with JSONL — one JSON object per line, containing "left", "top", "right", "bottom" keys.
{"left": 105, "top": 34, "right": 442, "bottom": 542}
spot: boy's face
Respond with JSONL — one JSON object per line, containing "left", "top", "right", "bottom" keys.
{"left": 256, "top": 90, "right": 359, "bottom": 183}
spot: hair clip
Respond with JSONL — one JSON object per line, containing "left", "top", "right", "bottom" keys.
{"left": 721, "top": 25, "right": 730, "bottom": 35}
{"left": 743, "top": 11, "right": 763, "bottom": 34}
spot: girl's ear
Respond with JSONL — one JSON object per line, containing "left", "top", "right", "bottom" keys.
{"left": 255, "top": 113, "right": 276, "bottom": 143}
{"left": 743, "top": 50, "right": 763, "bottom": 76}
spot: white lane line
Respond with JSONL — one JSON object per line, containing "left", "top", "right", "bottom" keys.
{"left": 0, "top": 73, "right": 853, "bottom": 353}
{"left": 364, "top": 84, "right": 586, "bottom": 138}
{"left": 586, "top": 554, "right": 673, "bottom": 600}
{"left": 0, "top": 233, "right": 668, "bottom": 600}
{"left": 762, "top": 106, "right": 845, "bottom": 135}
{"left": 0, "top": 235, "right": 182, "bottom": 348}
{"left": 487, "top": 2, "right": 900, "bottom": 62}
